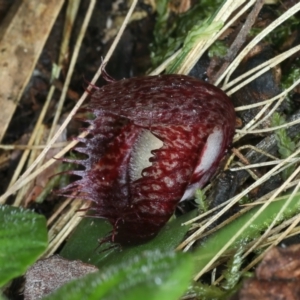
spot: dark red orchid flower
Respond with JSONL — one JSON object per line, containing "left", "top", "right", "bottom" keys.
{"left": 61, "top": 74, "right": 235, "bottom": 245}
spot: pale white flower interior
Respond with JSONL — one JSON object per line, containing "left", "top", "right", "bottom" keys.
{"left": 129, "top": 130, "right": 163, "bottom": 182}
{"left": 180, "top": 127, "right": 224, "bottom": 201}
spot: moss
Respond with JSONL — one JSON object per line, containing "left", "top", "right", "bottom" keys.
{"left": 150, "top": 0, "right": 224, "bottom": 68}
{"left": 271, "top": 112, "right": 298, "bottom": 180}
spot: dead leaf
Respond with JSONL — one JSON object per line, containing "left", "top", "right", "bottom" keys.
{"left": 234, "top": 244, "right": 300, "bottom": 300}
{"left": 0, "top": 0, "right": 65, "bottom": 142}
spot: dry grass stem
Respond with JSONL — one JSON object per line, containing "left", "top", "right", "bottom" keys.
{"left": 230, "top": 158, "right": 300, "bottom": 171}
{"left": 7, "top": 88, "right": 53, "bottom": 189}
{"left": 242, "top": 169, "right": 300, "bottom": 258}
{"left": 149, "top": 50, "right": 181, "bottom": 76}
{"left": 193, "top": 148, "right": 300, "bottom": 280}
{"left": 234, "top": 75, "right": 300, "bottom": 110}
{"left": 179, "top": 145, "right": 300, "bottom": 250}
{"left": 233, "top": 95, "right": 286, "bottom": 142}
{"left": 45, "top": 201, "right": 89, "bottom": 257}
{"left": 236, "top": 117, "right": 300, "bottom": 134}
{"left": 242, "top": 215, "right": 300, "bottom": 274}
{"left": 211, "top": 0, "right": 264, "bottom": 83}
{"left": 217, "top": 2, "right": 300, "bottom": 85}
{"left": 233, "top": 100, "right": 273, "bottom": 142}
{"left": 47, "top": 197, "right": 74, "bottom": 227}
{"left": 224, "top": 44, "right": 300, "bottom": 93}
{"left": 0, "top": 0, "right": 138, "bottom": 205}
{"left": 0, "top": 142, "right": 68, "bottom": 150}
{"left": 47, "top": 0, "right": 81, "bottom": 140}
{"left": 177, "top": 0, "right": 254, "bottom": 75}
{"left": 182, "top": 180, "right": 299, "bottom": 227}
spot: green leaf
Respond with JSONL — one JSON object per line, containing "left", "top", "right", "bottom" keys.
{"left": 44, "top": 250, "right": 194, "bottom": 300}
{"left": 0, "top": 205, "right": 48, "bottom": 287}
{"left": 60, "top": 210, "right": 197, "bottom": 268}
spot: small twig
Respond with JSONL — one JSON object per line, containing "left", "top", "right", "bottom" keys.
{"left": 211, "top": 0, "right": 264, "bottom": 83}
{"left": 231, "top": 147, "right": 253, "bottom": 166}
{"left": 230, "top": 145, "right": 279, "bottom": 161}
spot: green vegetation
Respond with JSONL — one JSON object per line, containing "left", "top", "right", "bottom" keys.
{"left": 151, "top": 0, "right": 224, "bottom": 68}
{"left": 271, "top": 112, "right": 298, "bottom": 180}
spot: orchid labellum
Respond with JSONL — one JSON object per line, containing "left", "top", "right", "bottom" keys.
{"left": 62, "top": 74, "right": 235, "bottom": 245}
